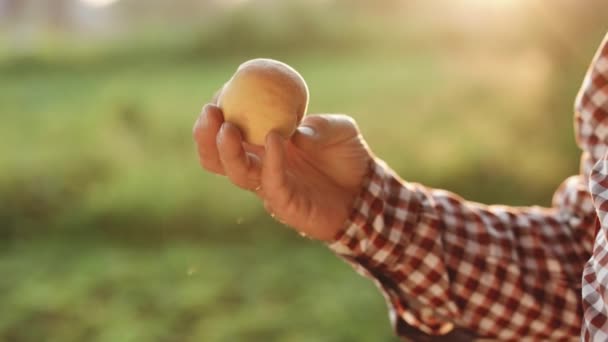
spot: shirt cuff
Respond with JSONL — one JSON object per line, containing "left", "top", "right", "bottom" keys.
{"left": 326, "top": 157, "right": 416, "bottom": 266}
{"left": 324, "top": 157, "right": 457, "bottom": 337}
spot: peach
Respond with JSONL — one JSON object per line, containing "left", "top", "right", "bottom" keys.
{"left": 218, "top": 58, "right": 309, "bottom": 145}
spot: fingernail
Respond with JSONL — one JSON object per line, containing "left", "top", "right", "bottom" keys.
{"left": 297, "top": 126, "right": 316, "bottom": 137}
{"left": 222, "top": 121, "right": 236, "bottom": 133}
{"left": 196, "top": 106, "right": 210, "bottom": 129}
{"left": 266, "top": 131, "right": 280, "bottom": 146}
{"left": 202, "top": 104, "right": 221, "bottom": 121}
{"left": 265, "top": 131, "right": 274, "bottom": 146}
{"left": 219, "top": 122, "right": 228, "bottom": 135}
{"left": 202, "top": 103, "right": 215, "bottom": 113}
{"left": 216, "top": 122, "right": 227, "bottom": 144}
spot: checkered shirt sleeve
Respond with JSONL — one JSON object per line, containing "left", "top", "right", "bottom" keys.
{"left": 328, "top": 34, "right": 608, "bottom": 340}
{"left": 580, "top": 34, "right": 608, "bottom": 341}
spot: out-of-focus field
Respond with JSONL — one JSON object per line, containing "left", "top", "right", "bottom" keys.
{"left": 1, "top": 1, "right": 607, "bottom": 341}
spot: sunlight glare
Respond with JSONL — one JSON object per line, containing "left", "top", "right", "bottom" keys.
{"left": 80, "top": 0, "right": 120, "bottom": 8}
{"left": 461, "top": 0, "right": 521, "bottom": 11}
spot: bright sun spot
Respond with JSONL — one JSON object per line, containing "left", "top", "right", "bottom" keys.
{"left": 80, "top": 0, "right": 120, "bottom": 8}
{"left": 461, "top": 0, "right": 521, "bottom": 10}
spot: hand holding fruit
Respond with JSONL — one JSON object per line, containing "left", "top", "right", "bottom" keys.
{"left": 193, "top": 59, "right": 372, "bottom": 241}
{"left": 218, "top": 58, "right": 309, "bottom": 145}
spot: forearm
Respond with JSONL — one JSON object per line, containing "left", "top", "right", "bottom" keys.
{"left": 329, "top": 157, "right": 594, "bottom": 339}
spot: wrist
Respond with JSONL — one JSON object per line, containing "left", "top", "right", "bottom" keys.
{"left": 321, "top": 158, "right": 377, "bottom": 243}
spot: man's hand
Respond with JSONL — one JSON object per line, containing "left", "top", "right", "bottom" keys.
{"left": 193, "top": 104, "right": 372, "bottom": 241}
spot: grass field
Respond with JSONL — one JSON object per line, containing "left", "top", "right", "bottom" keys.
{"left": 1, "top": 2, "right": 607, "bottom": 340}
{"left": 0, "top": 238, "right": 396, "bottom": 342}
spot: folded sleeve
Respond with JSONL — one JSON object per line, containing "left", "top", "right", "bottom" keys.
{"left": 328, "top": 158, "right": 595, "bottom": 340}
{"left": 325, "top": 32, "right": 608, "bottom": 341}
{"left": 578, "top": 32, "right": 608, "bottom": 341}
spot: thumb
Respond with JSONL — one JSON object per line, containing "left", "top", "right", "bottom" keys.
{"left": 291, "top": 114, "right": 359, "bottom": 152}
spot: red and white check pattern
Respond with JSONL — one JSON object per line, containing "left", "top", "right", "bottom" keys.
{"left": 581, "top": 34, "right": 608, "bottom": 342}
{"left": 328, "top": 33, "right": 608, "bottom": 341}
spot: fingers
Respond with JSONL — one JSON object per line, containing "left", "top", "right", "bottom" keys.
{"left": 262, "top": 132, "right": 292, "bottom": 208}
{"left": 193, "top": 103, "right": 262, "bottom": 191}
{"left": 194, "top": 104, "right": 225, "bottom": 174}
{"left": 291, "top": 114, "right": 360, "bottom": 152}
{"left": 217, "top": 122, "right": 262, "bottom": 190}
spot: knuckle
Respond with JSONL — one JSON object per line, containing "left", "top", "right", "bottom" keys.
{"left": 225, "top": 166, "right": 249, "bottom": 187}
{"left": 307, "top": 114, "right": 359, "bottom": 132}
{"left": 218, "top": 144, "right": 244, "bottom": 165}
{"left": 228, "top": 176, "right": 249, "bottom": 190}
{"left": 307, "top": 114, "right": 330, "bottom": 127}
{"left": 198, "top": 147, "right": 215, "bottom": 163}
{"left": 200, "top": 158, "right": 221, "bottom": 173}
{"left": 336, "top": 114, "right": 358, "bottom": 128}
{"left": 222, "top": 146, "right": 240, "bottom": 161}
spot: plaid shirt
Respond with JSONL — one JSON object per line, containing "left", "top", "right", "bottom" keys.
{"left": 328, "top": 33, "right": 608, "bottom": 341}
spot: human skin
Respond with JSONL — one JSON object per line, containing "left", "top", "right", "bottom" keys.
{"left": 193, "top": 103, "right": 371, "bottom": 241}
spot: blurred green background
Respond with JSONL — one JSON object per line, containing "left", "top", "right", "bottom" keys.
{"left": 1, "top": 1, "right": 607, "bottom": 341}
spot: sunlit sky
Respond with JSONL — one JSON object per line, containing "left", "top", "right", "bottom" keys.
{"left": 80, "top": 0, "right": 121, "bottom": 8}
